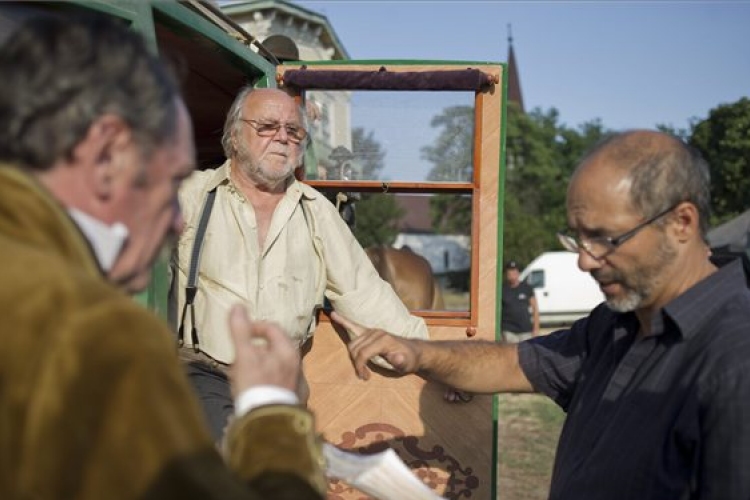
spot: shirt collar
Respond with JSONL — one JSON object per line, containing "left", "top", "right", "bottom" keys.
{"left": 67, "top": 208, "right": 128, "bottom": 272}
{"left": 290, "top": 176, "right": 320, "bottom": 202}
{"left": 609, "top": 259, "right": 747, "bottom": 341}
{"left": 663, "top": 259, "right": 747, "bottom": 340}
{"left": 207, "top": 159, "right": 231, "bottom": 191}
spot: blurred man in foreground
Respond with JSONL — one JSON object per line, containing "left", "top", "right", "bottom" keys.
{"left": 0, "top": 14, "right": 324, "bottom": 499}
{"left": 336, "top": 130, "right": 750, "bottom": 499}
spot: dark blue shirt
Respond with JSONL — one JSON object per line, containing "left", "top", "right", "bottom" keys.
{"left": 519, "top": 260, "right": 750, "bottom": 499}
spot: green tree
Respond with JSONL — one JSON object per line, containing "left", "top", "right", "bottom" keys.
{"left": 430, "top": 194, "right": 472, "bottom": 236}
{"left": 422, "top": 105, "right": 474, "bottom": 182}
{"left": 347, "top": 127, "right": 404, "bottom": 247}
{"left": 420, "top": 101, "right": 608, "bottom": 267}
{"left": 502, "top": 104, "right": 563, "bottom": 262}
{"left": 503, "top": 104, "right": 608, "bottom": 264}
{"left": 420, "top": 106, "right": 474, "bottom": 238}
{"left": 510, "top": 110, "right": 606, "bottom": 215}
{"left": 352, "top": 127, "right": 385, "bottom": 180}
{"left": 352, "top": 193, "right": 404, "bottom": 248}
{"left": 502, "top": 192, "right": 552, "bottom": 266}
{"left": 655, "top": 123, "right": 692, "bottom": 141}
{"left": 688, "top": 97, "right": 750, "bottom": 224}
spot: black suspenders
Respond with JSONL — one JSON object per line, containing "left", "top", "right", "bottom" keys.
{"left": 177, "top": 188, "right": 216, "bottom": 351}
{"left": 176, "top": 186, "right": 323, "bottom": 351}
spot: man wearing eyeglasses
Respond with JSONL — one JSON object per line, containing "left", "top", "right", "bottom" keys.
{"left": 172, "top": 87, "right": 429, "bottom": 441}
{"left": 335, "top": 130, "right": 750, "bottom": 499}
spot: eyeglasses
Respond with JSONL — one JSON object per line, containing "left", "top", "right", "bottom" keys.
{"left": 557, "top": 204, "right": 678, "bottom": 260}
{"left": 239, "top": 118, "right": 307, "bottom": 143}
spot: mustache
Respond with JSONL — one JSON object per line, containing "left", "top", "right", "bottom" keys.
{"left": 267, "top": 144, "right": 290, "bottom": 154}
{"left": 591, "top": 268, "right": 623, "bottom": 285}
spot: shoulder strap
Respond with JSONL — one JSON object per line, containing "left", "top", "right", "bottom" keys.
{"left": 177, "top": 191, "right": 324, "bottom": 347}
{"left": 178, "top": 188, "right": 217, "bottom": 351}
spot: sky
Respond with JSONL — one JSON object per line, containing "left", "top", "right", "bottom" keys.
{"left": 292, "top": 0, "right": 750, "bottom": 133}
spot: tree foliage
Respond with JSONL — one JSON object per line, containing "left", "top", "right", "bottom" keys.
{"left": 419, "top": 106, "right": 474, "bottom": 239}
{"left": 421, "top": 101, "right": 608, "bottom": 266}
{"left": 422, "top": 106, "right": 474, "bottom": 182}
{"left": 430, "top": 194, "right": 472, "bottom": 236}
{"left": 688, "top": 97, "right": 750, "bottom": 224}
{"left": 351, "top": 95, "right": 747, "bottom": 269}
{"left": 506, "top": 109, "right": 608, "bottom": 265}
{"left": 351, "top": 127, "right": 385, "bottom": 180}
{"left": 352, "top": 193, "right": 405, "bottom": 248}
{"left": 348, "top": 127, "right": 404, "bottom": 247}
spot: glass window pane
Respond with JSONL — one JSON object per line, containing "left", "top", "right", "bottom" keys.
{"left": 304, "top": 90, "right": 475, "bottom": 183}
{"left": 319, "top": 190, "right": 472, "bottom": 312}
{"left": 526, "top": 270, "right": 545, "bottom": 289}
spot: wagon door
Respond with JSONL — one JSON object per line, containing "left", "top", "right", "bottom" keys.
{"left": 279, "top": 62, "right": 507, "bottom": 499}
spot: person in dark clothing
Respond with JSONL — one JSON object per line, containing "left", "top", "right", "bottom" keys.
{"left": 336, "top": 129, "right": 750, "bottom": 499}
{"left": 501, "top": 260, "right": 540, "bottom": 342}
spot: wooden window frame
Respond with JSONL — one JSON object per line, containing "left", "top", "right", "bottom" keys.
{"left": 279, "top": 63, "right": 504, "bottom": 329}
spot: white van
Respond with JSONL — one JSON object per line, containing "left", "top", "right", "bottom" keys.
{"left": 519, "top": 251, "right": 605, "bottom": 325}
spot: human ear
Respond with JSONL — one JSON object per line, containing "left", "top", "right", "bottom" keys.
{"left": 671, "top": 202, "right": 700, "bottom": 243}
{"left": 86, "top": 115, "right": 131, "bottom": 199}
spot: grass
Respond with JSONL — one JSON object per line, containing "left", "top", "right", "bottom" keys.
{"left": 441, "top": 289, "right": 469, "bottom": 310}
{"left": 434, "top": 293, "right": 565, "bottom": 499}
{"left": 497, "top": 393, "right": 565, "bottom": 500}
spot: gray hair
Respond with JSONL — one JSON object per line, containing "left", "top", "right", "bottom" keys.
{"left": 0, "top": 14, "right": 180, "bottom": 169}
{"left": 221, "top": 85, "right": 255, "bottom": 158}
{"left": 581, "top": 130, "right": 712, "bottom": 239}
{"left": 220, "top": 86, "right": 308, "bottom": 159}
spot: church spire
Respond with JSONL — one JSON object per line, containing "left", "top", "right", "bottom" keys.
{"left": 506, "top": 24, "right": 525, "bottom": 114}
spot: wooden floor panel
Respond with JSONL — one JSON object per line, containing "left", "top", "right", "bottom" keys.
{"left": 306, "top": 323, "right": 492, "bottom": 499}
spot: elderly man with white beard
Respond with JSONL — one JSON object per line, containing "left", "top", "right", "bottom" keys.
{"left": 334, "top": 130, "right": 750, "bottom": 500}
{"left": 171, "top": 87, "right": 428, "bottom": 441}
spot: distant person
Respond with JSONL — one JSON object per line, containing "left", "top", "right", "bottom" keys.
{"left": 335, "top": 129, "right": 750, "bottom": 499}
{"left": 501, "top": 260, "right": 540, "bottom": 342}
{"left": 0, "top": 14, "right": 324, "bottom": 499}
{"left": 171, "top": 86, "right": 429, "bottom": 440}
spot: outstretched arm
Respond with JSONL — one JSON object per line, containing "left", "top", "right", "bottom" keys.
{"left": 332, "top": 311, "right": 534, "bottom": 394}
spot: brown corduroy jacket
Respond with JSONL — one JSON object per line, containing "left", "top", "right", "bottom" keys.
{"left": 0, "top": 166, "right": 326, "bottom": 500}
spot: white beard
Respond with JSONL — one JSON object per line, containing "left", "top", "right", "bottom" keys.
{"left": 235, "top": 140, "right": 298, "bottom": 189}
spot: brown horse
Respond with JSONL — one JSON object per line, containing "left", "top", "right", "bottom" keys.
{"left": 366, "top": 246, "right": 469, "bottom": 402}
{"left": 365, "top": 246, "right": 445, "bottom": 311}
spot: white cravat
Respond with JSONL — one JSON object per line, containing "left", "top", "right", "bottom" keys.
{"left": 68, "top": 208, "right": 128, "bottom": 272}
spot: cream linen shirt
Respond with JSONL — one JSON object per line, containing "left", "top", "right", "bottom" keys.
{"left": 172, "top": 161, "right": 428, "bottom": 364}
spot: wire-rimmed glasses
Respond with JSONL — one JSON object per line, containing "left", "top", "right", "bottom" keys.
{"left": 557, "top": 204, "right": 678, "bottom": 260}
{"left": 240, "top": 118, "right": 307, "bottom": 143}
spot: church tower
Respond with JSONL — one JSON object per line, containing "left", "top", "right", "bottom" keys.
{"left": 506, "top": 24, "right": 525, "bottom": 113}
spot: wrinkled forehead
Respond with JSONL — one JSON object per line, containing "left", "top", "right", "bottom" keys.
{"left": 570, "top": 154, "right": 630, "bottom": 198}
{"left": 566, "top": 155, "right": 637, "bottom": 226}
{"left": 243, "top": 89, "right": 301, "bottom": 122}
